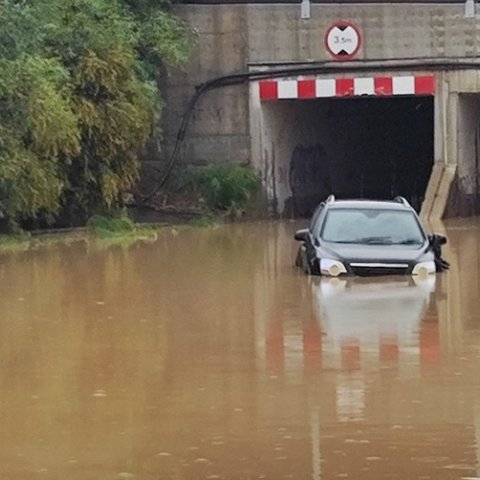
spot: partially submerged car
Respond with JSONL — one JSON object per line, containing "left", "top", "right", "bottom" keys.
{"left": 294, "top": 196, "right": 448, "bottom": 277}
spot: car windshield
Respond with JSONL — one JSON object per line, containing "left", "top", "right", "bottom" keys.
{"left": 320, "top": 208, "right": 425, "bottom": 245}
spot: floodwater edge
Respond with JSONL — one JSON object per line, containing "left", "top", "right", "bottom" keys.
{"left": 0, "top": 216, "right": 221, "bottom": 255}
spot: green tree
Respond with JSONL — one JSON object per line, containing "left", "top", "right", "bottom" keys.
{"left": 0, "top": 0, "right": 192, "bottom": 230}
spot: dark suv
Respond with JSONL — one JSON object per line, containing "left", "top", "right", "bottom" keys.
{"left": 294, "top": 196, "right": 448, "bottom": 277}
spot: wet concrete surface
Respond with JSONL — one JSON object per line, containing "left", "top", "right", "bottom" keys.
{"left": 0, "top": 218, "right": 480, "bottom": 479}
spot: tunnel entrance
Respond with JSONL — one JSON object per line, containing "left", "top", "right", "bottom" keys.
{"left": 264, "top": 96, "right": 434, "bottom": 217}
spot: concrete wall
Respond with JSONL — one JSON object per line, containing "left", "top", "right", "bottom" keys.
{"left": 251, "top": 99, "right": 333, "bottom": 214}
{"left": 444, "top": 93, "right": 480, "bottom": 216}
{"left": 246, "top": 4, "right": 480, "bottom": 62}
{"left": 157, "top": 6, "right": 251, "bottom": 167}
{"left": 153, "top": 3, "right": 480, "bottom": 217}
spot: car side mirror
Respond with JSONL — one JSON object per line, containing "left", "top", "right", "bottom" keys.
{"left": 294, "top": 229, "right": 309, "bottom": 242}
{"left": 429, "top": 234, "right": 447, "bottom": 247}
{"left": 428, "top": 233, "right": 450, "bottom": 271}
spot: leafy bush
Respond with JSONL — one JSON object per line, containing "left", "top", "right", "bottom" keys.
{"left": 88, "top": 215, "right": 135, "bottom": 237}
{"left": 0, "top": 0, "right": 194, "bottom": 232}
{"left": 87, "top": 214, "right": 156, "bottom": 241}
{"left": 188, "top": 165, "right": 261, "bottom": 214}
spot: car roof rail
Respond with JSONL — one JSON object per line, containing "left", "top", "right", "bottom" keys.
{"left": 326, "top": 194, "right": 335, "bottom": 204}
{"left": 393, "top": 196, "right": 409, "bottom": 206}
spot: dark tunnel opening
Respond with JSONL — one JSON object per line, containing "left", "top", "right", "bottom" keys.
{"left": 288, "top": 96, "right": 434, "bottom": 217}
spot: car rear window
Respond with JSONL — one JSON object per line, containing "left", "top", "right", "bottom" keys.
{"left": 320, "top": 208, "right": 425, "bottom": 245}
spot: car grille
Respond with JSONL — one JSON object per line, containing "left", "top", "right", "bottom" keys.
{"left": 349, "top": 263, "right": 410, "bottom": 277}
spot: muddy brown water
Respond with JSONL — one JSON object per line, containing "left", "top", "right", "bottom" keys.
{"left": 1, "top": 219, "right": 480, "bottom": 480}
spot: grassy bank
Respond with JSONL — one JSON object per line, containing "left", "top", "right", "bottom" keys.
{"left": 0, "top": 213, "right": 222, "bottom": 254}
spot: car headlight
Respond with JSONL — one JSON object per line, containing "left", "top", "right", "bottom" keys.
{"left": 412, "top": 261, "right": 436, "bottom": 276}
{"left": 320, "top": 258, "right": 347, "bottom": 277}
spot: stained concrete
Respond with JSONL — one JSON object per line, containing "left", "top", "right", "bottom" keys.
{"left": 151, "top": 3, "right": 480, "bottom": 218}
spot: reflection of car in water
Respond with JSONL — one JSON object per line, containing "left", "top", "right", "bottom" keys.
{"left": 294, "top": 196, "right": 448, "bottom": 277}
{"left": 312, "top": 276, "right": 436, "bottom": 351}
{"left": 312, "top": 276, "right": 439, "bottom": 424}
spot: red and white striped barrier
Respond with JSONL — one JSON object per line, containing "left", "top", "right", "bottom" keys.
{"left": 259, "top": 75, "right": 435, "bottom": 101}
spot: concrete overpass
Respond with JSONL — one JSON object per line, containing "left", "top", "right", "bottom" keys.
{"left": 154, "top": 1, "right": 480, "bottom": 219}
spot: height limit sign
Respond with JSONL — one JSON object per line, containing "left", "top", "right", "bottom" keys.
{"left": 325, "top": 21, "right": 362, "bottom": 60}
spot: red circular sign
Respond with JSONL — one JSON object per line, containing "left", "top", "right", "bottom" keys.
{"left": 325, "top": 20, "right": 362, "bottom": 61}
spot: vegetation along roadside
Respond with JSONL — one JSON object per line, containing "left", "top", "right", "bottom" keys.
{"left": 0, "top": 0, "right": 194, "bottom": 233}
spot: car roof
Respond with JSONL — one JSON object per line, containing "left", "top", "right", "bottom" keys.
{"left": 325, "top": 199, "right": 414, "bottom": 211}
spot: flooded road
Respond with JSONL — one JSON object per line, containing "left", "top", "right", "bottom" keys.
{"left": 1, "top": 218, "right": 480, "bottom": 480}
